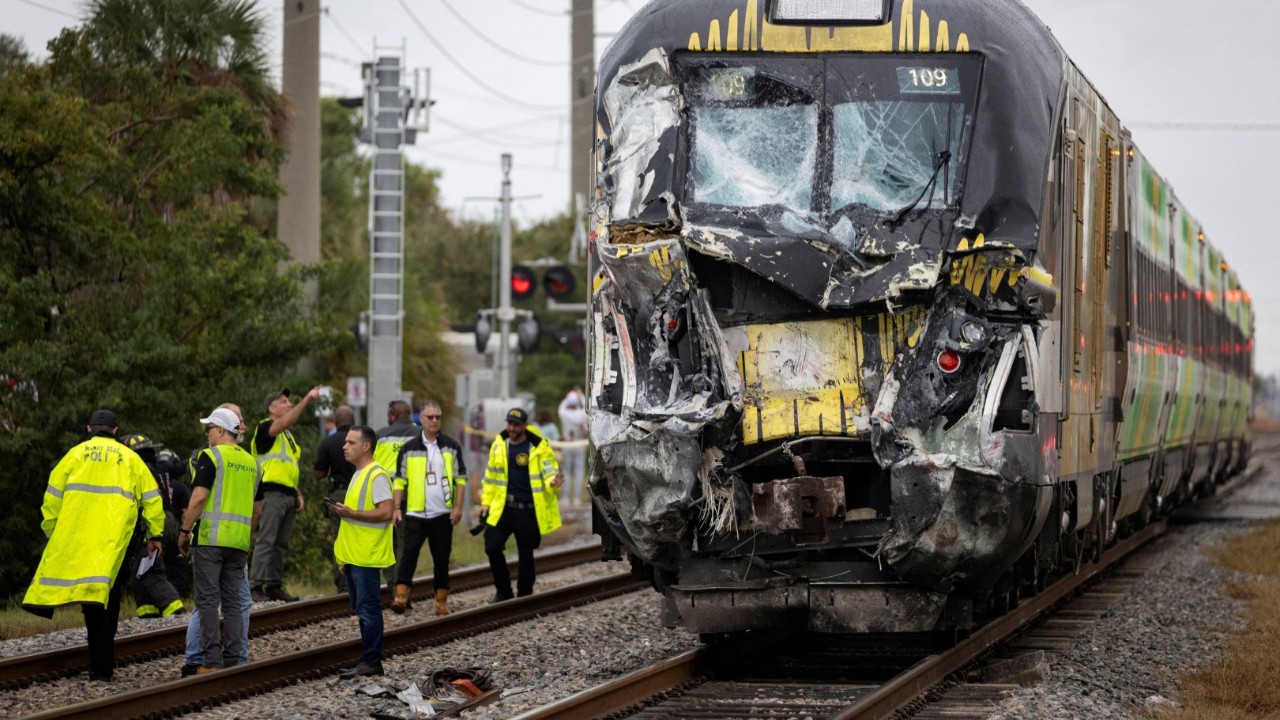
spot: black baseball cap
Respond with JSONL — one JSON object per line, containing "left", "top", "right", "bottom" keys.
{"left": 264, "top": 388, "right": 291, "bottom": 411}
{"left": 505, "top": 407, "right": 529, "bottom": 425}
{"left": 88, "top": 409, "right": 118, "bottom": 427}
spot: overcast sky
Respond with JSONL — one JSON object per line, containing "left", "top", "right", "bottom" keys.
{"left": 8, "top": 0, "right": 1280, "bottom": 377}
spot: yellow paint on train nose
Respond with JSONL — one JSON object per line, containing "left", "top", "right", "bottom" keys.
{"left": 736, "top": 318, "right": 869, "bottom": 446}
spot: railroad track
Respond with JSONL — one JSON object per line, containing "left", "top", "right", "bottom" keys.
{"left": 0, "top": 544, "right": 600, "bottom": 690}
{"left": 20, "top": 570, "right": 644, "bottom": 720}
{"left": 511, "top": 524, "right": 1164, "bottom": 720}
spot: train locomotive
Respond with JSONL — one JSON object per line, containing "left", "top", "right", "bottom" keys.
{"left": 585, "top": 0, "right": 1254, "bottom": 635}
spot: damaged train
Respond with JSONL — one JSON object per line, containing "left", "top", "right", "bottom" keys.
{"left": 585, "top": 0, "right": 1255, "bottom": 636}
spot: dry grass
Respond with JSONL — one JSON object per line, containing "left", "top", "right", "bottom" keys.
{"left": 1150, "top": 520, "right": 1280, "bottom": 719}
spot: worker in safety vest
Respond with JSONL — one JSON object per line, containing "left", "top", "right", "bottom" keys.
{"left": 389, "top": 399, "right": 467, "bottom": 615}
{"left": 375, "top": 399, "right": 416, "bottom": 586}
{"left": 249, "top": 386, "right": 320, "bottom": 602}
{"left": 332, "top": 425, "right": 395, "bottom": 679}
{"left": 478, "top": 407, "right": 563, "bottom": 602}
{"left": 178, "top": 407, "right": 260, "bottom": 672}
{"left": 22, "top": 409, "right": 166, "bottom": 682}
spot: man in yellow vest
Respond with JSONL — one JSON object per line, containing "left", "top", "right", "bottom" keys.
{"left": 178, "top": 407, "right": 260, "bottom": 672}
{"left": 22, "top": 409, "right": 166, "bottom": 681}
{"left": 375, "top": 399, "right": 417, "bottom": 588}
{"left": 249, "top": 386, "right": 321, "bottom": 602}
{"left": 333, "top": 425, "right": 395, "bottom": 678}
{"left": 389, "top": 399, "right": 467, "bottom": 615}
{"left": 478, "top": 407, "right": 563, "bottom": 602}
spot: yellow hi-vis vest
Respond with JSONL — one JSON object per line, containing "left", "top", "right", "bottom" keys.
{"left": 23, "top": 436, "right": 166, "bottom": 614}
{"left": 255, "top": 425, "right": 300, "bottom": 489}
{"left": 481, "top": 429, "right": 562, "bottom": 535}
{"left": 394, "top": 440, "right": 463, "bottom": 512}
{"left": 195, "top": 444, "right": 258, "bottom": 552}
{"left": 373, "top": 429, "right": 413, "bottom": 478}
{"left": 334, "top": 463, "right": 395, "bottom": 568}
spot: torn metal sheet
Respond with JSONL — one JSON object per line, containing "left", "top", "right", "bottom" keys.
{"left": 601, "top": 48, "right": 682, "bottom": 226}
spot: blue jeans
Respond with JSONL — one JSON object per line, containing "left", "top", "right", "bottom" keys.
{"left": 345, "top": 565, "right": 384, "bottom": 667}
{"left": 186, "top": 565, "right": 251, "bottom": 666}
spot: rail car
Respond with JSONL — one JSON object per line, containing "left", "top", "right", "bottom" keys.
{"left": 585, "top": 0, "right": 1254, "bottom": 635}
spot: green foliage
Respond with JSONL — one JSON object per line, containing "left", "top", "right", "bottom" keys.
{"left": 0, "top": 1, "right": 334, "bottom": 601}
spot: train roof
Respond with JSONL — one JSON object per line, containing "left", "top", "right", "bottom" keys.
{"left": 600, "top": 0, "right": 1068, "bottom": 90}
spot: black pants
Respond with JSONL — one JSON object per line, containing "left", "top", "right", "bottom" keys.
{"left": 83, "top": 551, "right": 132, "bottom": 679}
{"left": 396, "top": 514, "right": 454, "bottom": 589}
{"left": 485, "top": 505, "right": 541, "bottom": 598}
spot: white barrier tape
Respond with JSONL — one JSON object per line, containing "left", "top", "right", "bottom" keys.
{"left": 462, "top": 425, "right": 590, "bottom": 450}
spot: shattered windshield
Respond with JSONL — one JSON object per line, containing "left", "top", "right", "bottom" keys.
{"left": 832, "top": 101, "right": 966, "bottom": 212}
{"left": 680, "top": 54, "right": 981, "bottom": 222}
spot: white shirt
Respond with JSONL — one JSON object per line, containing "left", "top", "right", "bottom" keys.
{"left": 408, "top": 434, "right": 449, "bottom": 519}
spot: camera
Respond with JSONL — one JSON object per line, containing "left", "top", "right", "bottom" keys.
{"left": 469, "top": 521, "right": 486, "bottom": 536}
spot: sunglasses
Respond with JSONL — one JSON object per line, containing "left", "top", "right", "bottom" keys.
{"left": 423, "top": 414, "right": 442, "bottom": 420}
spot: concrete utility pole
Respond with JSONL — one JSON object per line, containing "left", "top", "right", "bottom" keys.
{"left": 278, "top": 0, "right": 321, "bottom": 292}
{"left": 570, "top": 0, "right": 594, "bottom": 210}
{"left": 496, "top": 154, "right": 515, "bottom": 399}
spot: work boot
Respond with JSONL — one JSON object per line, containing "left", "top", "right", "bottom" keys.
{"left": 391, "top": 583, "right": 410, "bottom": 614}
{"left": 266, "top": 585, "right": 299, "bottom": 602}
{"left": 434, "top": 588, "right": 450, "bottom": 616}
{"left": 339, "top": 661, "right": 384, "bottom": 679}
{"left": 250, "top": 586, "right": 269, "bottom": 603}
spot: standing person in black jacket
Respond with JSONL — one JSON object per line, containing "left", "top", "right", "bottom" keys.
{"left": 389, "top": 401, "right": 467, "bottom": 615}
{"left": 314, "top": 405, "right": 357, "bottom": 592}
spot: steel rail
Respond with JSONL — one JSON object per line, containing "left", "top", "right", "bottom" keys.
{"left": 22, "top": 571, "right": 645, "bottom": 720}
{"left": 0, "top": 543, "right": 601, "bottom": 689}
{"left": 513, "top": 523, "right": 1165, "bottom": 720}
{"left": 826, "top": 520, "right": 1165, "bottom": 720}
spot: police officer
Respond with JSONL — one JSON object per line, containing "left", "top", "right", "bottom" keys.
{"left": 389, "top": 400, "right": 467, "bottom": 614}
{"left": 314, "top": 404, "right": 357, "bottom": 592}
{"left": 178, "top": 407, "right": 259, "bottom": 672}
{"left": 478, "top": 408, "right": 563, "bottom": 602}
{"left": 23, "top": 409, "right": 166, "bottom": 681}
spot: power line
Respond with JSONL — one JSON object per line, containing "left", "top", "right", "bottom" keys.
{"left": 394, "top": 0, "right": 563, "bottom": 111}
{"left": 14, "top": 0, "right": 77, "bottom": 19}
{"left": 432, "top": 113, "right": 565, "bottom": 147}
{"left": 323, "top": 7, "right": 371, "bottom": 61}
{"left": 433, "top": 0, "right": 567, "bottom": 67}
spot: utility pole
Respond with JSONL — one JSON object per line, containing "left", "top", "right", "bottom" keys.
{"left": 570, "top": 0, "right": 594, "bottom": 211}
{"left": 278, "top": 0, "right": 321, "bottom": 293}
{"left": 361, "top": 46, "right": 430, "bottom": 417}
{"left": 496, "top": 154, "right": 515, "bottom": 399}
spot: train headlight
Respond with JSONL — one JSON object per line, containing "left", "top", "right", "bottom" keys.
{"left": 960, "top": 321, "right": 985, "bottom": 347}
{"left": 937, "top": 349, "right": 961, "bottom": 374}
{"left": 768, "top": 0, "right": 890, "bottom": 25}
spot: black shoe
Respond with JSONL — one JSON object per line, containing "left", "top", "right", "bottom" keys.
{"left": 339, "top": 661, "right": 384, "bottom": 679}
{"left": 88, "top": 672, "right": 113, "bottom": 682}
{"left": 250, "top": 586, "right": 269, "bottom": 603}
{"left": 266, "top": 585, "right": 299, "bottom": 602}
{"left": 488, "top": 593, "right": 513, "bottom": 604}
{"left": 180, "top": 663, "right": 200, "bottom": 677}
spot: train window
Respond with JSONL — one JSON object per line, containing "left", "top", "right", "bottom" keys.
{"left": 677, "top": 54, "right": 981, "bottom": 224}
{"left": 831, "top": 100, "right": 966, "bottom": 212}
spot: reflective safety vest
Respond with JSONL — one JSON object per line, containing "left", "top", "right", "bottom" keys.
{"left": 373, "top": 424, "right": 415, "bottom": 479}
{"left": 255, "top": 425, "right": 300, "bottom": 489}
{"left": 394, "top": 436, "right": 464, "bottom": 513}
{"left": 334, "top": 463, "right": 395, "bottom": 568}
{"left": 194, "top": 444, "right": 258, "bottom": 552}
{"left": 23, "top": 435, "right": 166, "bottom": 614}
{"left": 481, "top": 429, "right": 562, "bottom": 535}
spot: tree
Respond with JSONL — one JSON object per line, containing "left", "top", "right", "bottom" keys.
{"left": 0, "top": 0, "right": 333, "bottom": 599}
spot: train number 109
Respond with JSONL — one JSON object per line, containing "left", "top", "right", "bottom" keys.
{"left": 897, "top": 66, "right": 960, "bottom": 95}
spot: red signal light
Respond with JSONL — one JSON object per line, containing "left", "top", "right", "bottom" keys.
{"left": 937, "top": 349, "right": 961, "bottom": 374}
{"left": 511, "top": 265, "right": 536, "bottom": 301}
{"left": 543, "top": 265, "right": 576, "bottom": 301}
